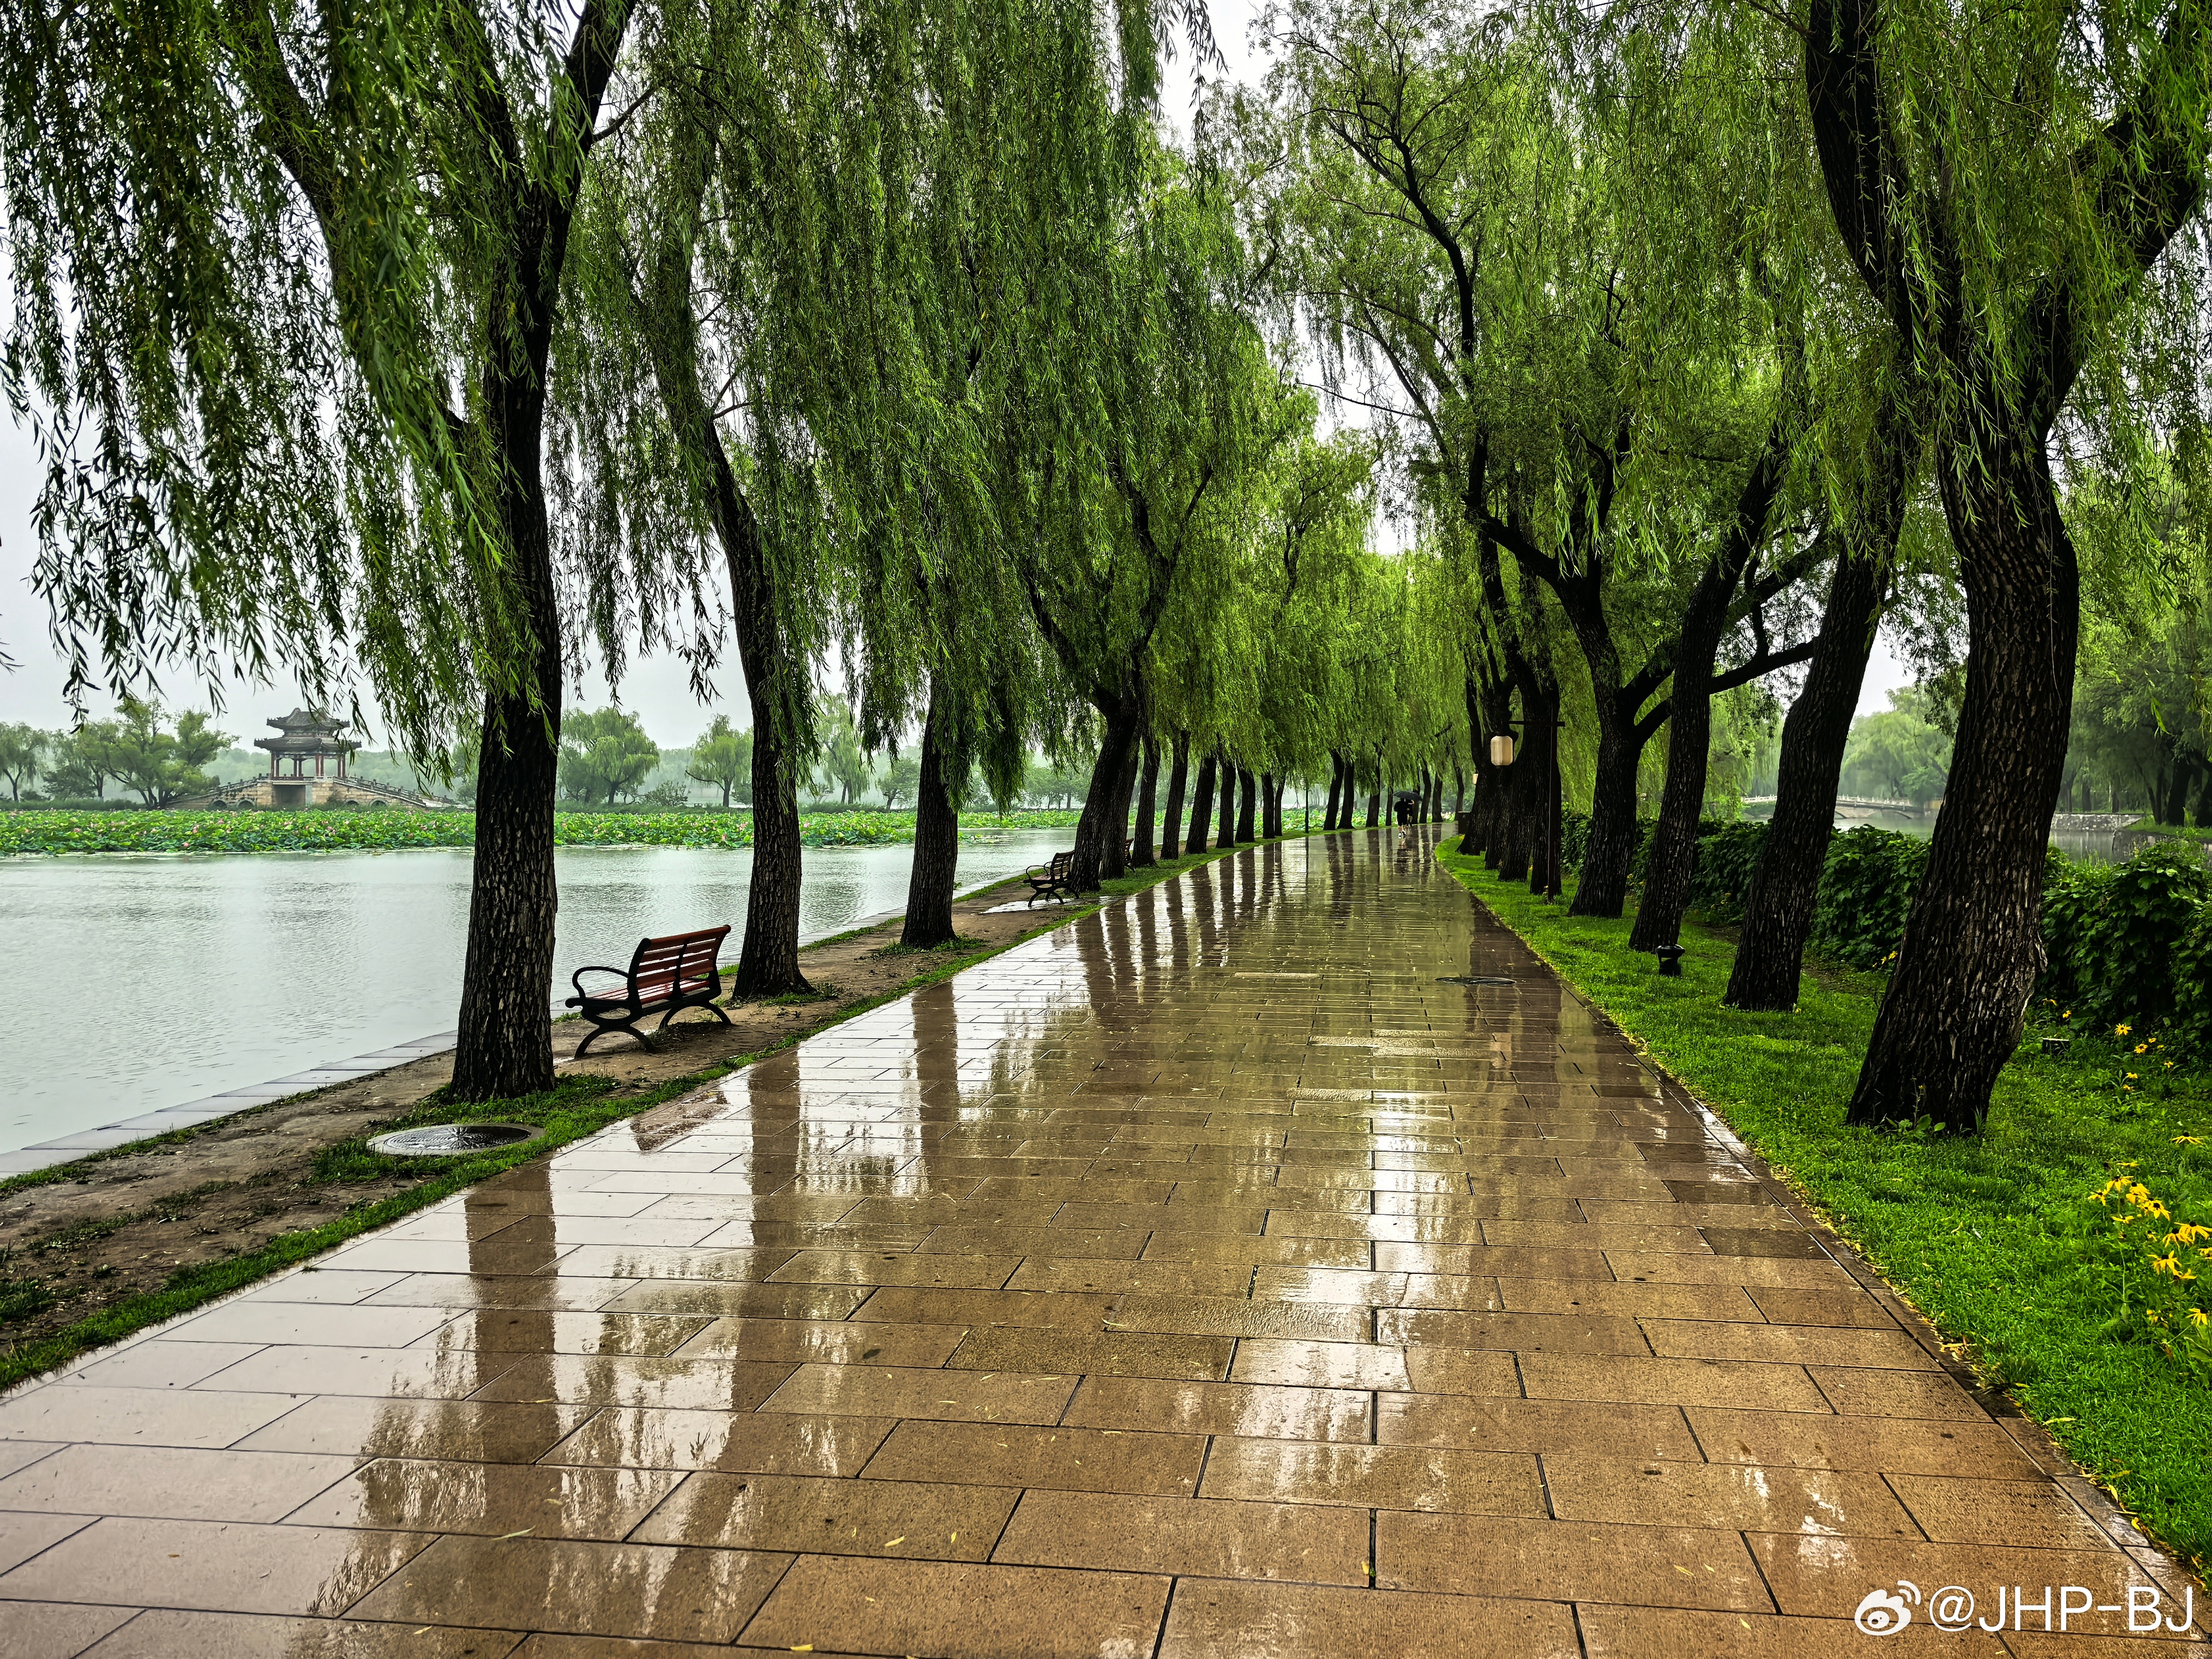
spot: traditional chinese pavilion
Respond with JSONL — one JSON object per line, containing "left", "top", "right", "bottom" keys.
{"left": 254, "top": 709, "right": 359, "bottom": 785}
{"left": 161, "top": 707, "right": 438, "bottom": 810}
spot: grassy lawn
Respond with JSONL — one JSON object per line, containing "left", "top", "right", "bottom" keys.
{"left": 1438, "top": 840, "right": 2212, "bottom": 1573}
{"left": 2132, "top": 821, "right": 2212, "bottom": 844}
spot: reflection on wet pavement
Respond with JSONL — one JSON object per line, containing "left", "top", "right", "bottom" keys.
{"left": 0, "top": 829, "right": 2188, "bottom": 1656}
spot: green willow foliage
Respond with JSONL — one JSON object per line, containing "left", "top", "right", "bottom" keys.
{"left": 0, "top": 0, "right": 709, "bottom": 759}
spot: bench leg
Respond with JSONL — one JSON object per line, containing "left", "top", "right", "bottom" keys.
{"left": 575, "top": 1017, "right": 654, "bottom": 1059}
{"left": 656, "top": 1000, "right": 733, "bottom": 1034}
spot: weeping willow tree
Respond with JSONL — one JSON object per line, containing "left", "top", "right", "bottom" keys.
{"left": 1252, "top": 0, "right": 1831, "bottom": 928}
{"left": 0, "top": 0, "right": 713, "bottom": 1096}
{"left": 983, "top": 140, "right": 1297, "bottom": 892}
{"left": 560, "top": 0, "right": 858, "bottom": 996}
{"left": 1144, "top": 425, "right": 1380, "bottom": 838}
{"left": 1796, "top": 0, "right": 2212, "bottom": 1131}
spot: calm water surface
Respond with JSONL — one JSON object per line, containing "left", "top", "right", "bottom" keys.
{"left": 0, "top": 829, "right": 1065, "bottom": 1152}
{"left": 1756, "top": 806, "right": 2123, "bottom": 865}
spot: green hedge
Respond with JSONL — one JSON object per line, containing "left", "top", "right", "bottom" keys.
{"left": 1648, "top": 817, "right": 2212, "bottom": 1050}
{"left": 2042, "top": 846, "right": 2212, "bottom": 1048}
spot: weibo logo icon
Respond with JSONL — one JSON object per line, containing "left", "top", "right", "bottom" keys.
{"left": 1854, "top": 1586, "right": 1917, "bottom": 1635}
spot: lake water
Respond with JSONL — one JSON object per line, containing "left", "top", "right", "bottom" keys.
{"left": 0, "top": 828, "right": 1067, "bottom": 1154}
{"left": 1755, "top": 806, "right": 2125, "bottom": 866}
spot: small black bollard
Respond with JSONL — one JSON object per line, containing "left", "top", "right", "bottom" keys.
{"left": 1654, "top": 945, "right": 1685, "bottom": 977}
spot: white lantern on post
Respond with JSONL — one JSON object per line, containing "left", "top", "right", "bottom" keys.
{"left": 1488, "top": 734, "right": 1515, "bottom": 767}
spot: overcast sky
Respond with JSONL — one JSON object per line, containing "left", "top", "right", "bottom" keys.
{"left": 0, "top": 0, "right": 1905, "bottom": 748}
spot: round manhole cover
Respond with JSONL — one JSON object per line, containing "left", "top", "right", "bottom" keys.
{"left": 368, "top": 1122, "right": 541, "bottom": 1157}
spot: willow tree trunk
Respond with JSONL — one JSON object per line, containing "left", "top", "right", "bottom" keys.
{"left": 1465, "top": 676, "right": 1513, "bottom": 862}
{"left": 1630, "top": 673, "right": 1727, "bottom": 949}
{"left": 1496, "top": 753, "right": 1534, "bottom": 885}
{"left": 1364, "top": 786, "right": 1380, "bottom": 828}
{"left": 1218, "top": 760, "right": 1237, "bottom": 848}
{"left": 451, "top": 474, "right": 562, "bottom": 1101}
{"left": 1631, "top": 441, "right": 1793, "bottom": 950}
{"left": 1262, "top": 774, "right": 1279, "bottom": 838}
{"left": 1847, "top": 420, "right": 2079, "bottom": 1132}
{"left": 1186, "top": 755, "right": 1217, "bottom": 854}
{"left": 720, "top": 499, "right": 811, "bottom": 996}
{"left": 1729, "top": 550, "right": 1893, "bottom": 1010}
{"left": 1526, "top": 712, "right": 1560, "bottom": 895}
{"left": 900, "top": 681, "right": 960, "bottom": 949}
{"left": 1574, "top": 703, "right": 1648, "bottom": 918}
{"left": 1071, "top": 692, "right": 1143, "bottom": 891}
{"left": 1130, "top": 737, "right": 1160, "bottom": 867}
{"left": 1160, "top": 733, "right": 1189, "bottom": 859}
{"left": 1324, "top": 756, "right": 1344, "bottom": 831}
{"left": 1236, "top": 770, "right": 1257, "bottom": 842}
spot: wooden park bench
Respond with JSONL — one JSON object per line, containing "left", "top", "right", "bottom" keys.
{"left": 566, "top": 925, "right": 733, "bottom": 1056}
{"left": 1023, "top": 838, "right": 1141, "bottom": 906}
{"left": 1025, "top": 851, "right": 1078, "bottom": 905}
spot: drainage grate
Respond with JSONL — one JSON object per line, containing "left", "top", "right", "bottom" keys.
{"left": 1437, "top": 975, "right": 1516, "bottom": 987}
{"left": 368, "top": 1122, "right": 541, "bottom": 1158}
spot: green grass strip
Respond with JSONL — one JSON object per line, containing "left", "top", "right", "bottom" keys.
{"left": 1437, "top": 840, "right": 2212, "bottom": 1572}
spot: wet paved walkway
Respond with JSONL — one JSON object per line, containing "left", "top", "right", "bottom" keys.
{"left": 0, "top": 829, "right": 2197, "bottom": 1657}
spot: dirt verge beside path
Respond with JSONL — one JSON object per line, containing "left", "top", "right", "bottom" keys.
{"left": 0, "top": 873, "right": 1080, "bottom": 1359}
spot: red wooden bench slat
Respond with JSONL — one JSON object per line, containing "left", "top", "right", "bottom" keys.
{"left": 564, "top": 923, "right": 734, "bottom": 1056}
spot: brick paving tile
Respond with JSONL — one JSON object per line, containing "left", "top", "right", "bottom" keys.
{"left": 0, "top": 829, "right": 2195, "bottom": 1655}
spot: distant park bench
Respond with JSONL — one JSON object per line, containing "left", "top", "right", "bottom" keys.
{"left": 566, "top": 925, "right": 733, "bottom": 1056}
{"left": 1024, "top": 839, "right": 1144, "bottom": 906}
{"left": 1026, "top": 851, "right": 1078, "bottom": 905}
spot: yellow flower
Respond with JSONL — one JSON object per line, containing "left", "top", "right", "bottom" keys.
{"left": 2150, "top": 1252, "right": 2197, "bottom": 1281}
{"left": 2126, "top": 1073, "right": 2139, "bottom": 1081}
{"left": 2180, "top": 1137, "right": 2206, "bottom": 1145}
{"left": 2117, "top": 1023, "right": 2133, "bottom": 1036}
{"left": 2134, "top": 1043, "right": 2149, "bottom": 1054}
{"left": 2190, "top": 1308, "right": 2210, "bottom": 1330}
{"left": 2062, "top": 1010, "right": 2072, "bottom": 1020}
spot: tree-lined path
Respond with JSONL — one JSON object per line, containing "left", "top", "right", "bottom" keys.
{"left": 0, "top": 830, "right": 2190, "bottom": 1655}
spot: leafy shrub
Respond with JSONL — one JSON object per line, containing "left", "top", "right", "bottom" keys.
{"left": 1809, "top": 826, "right": 1929, "bottom": 969}
{"left": 1561, "top": 807, "right": 1591, "bottom": 868}
{"left": 1686, "top": 821, "right": 1769, "bottom": 920}
{"left": 2041, "top": 844, "right": 2212, "bottom": 1031}
{"left": 2173, "top": 911, "right": 2212, "bottom": 1057}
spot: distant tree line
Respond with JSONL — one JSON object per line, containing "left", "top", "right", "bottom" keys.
{"left": 0, "top": 702, "right": 227, "bottom": 806}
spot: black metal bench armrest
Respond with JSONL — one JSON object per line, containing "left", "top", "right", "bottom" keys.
{"left": 570, "top": 965, "right": 632, "bottom": 1000}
